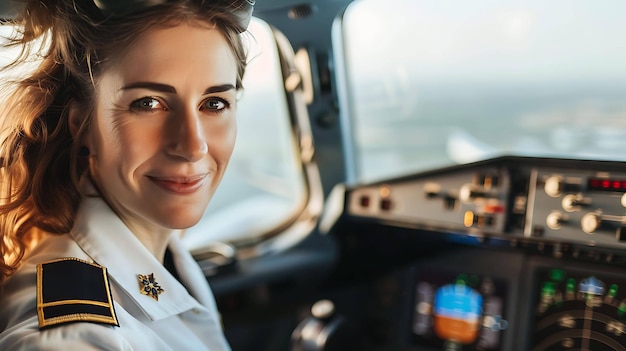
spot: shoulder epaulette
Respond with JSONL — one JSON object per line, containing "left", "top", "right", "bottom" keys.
{"left": 37, "top": 257, "right": 119, "bottom": 329}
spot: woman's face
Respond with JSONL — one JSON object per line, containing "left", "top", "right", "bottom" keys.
{"left": 83, "top": 23, "right": 238, "bottom": 232}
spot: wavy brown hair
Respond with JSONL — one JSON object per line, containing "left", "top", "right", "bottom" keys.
{"left": 0, "top": 0, "right": 249, "bottom": 282}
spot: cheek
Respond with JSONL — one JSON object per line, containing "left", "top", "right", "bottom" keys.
{"left": 208, "top": 118, "right": 237, "bottom": 164}
{"left": 123, "top": 125, "right": 162, "bottom": 157}
{"left": 93, "top": 117, "right": 163, "bottom": 168}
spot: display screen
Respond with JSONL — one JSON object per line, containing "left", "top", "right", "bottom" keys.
{"left": 412, "top": 269, "right": 509, "bottom": 350}
{"left": 533, "top": 268, "right": 626, "bottom": 350}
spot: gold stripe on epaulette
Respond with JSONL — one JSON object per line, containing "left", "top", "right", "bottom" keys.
{"left": 39, "top": 313, "right": 119, "bottom": 329}
{"left": 36, "top": 257, "right": 119, "bottom": 329}
{"left": 39, "top": 300, "right": 112, "bottom": 308}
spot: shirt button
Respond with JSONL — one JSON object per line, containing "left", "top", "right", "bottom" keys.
{"left": 192, "top": 308, "right": 201, "bottom": 314}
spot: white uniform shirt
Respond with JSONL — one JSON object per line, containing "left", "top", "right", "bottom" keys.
{"left": 0, "top": 196, "right": 231, "bottom": 350}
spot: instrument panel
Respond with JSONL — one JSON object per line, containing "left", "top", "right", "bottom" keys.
{"left": 346, "top": 156, "right": 626, "bottom": 253}
{"left": 326, "top": 156, "right": 626, "bottom": 351}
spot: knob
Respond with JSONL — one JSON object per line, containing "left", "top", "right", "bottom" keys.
{"left": 546, "top": 211, "right": 568, "bottom": 230}
{"left": 562, "top": 194, "right": 591, "bottom": 212}
{"left": 290, "top": 300, "right": 357, "bottom": 351}
{"left": 424, "top": 182, "right": 441, "bottom": 198}
{"left": 544, "top": 176, "right": 582, "bottom": 197}
{"left": 311, "top": 299, "right": 334, "bottom": 320}
{"left": 459, "top": 184, "right": 495, "bottom": 202}
{"left": 581, "top": 212, "right": 602, "bottom": 234}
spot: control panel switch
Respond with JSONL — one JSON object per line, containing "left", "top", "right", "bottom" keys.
{"left": 581, "top": 212, "right": 602, "bottom": 234}
{"left": 459, "top": 184, "right": 497, "bottom": 203}
{"left": 546, "top": 211, "right": 568, "bottom": 230}
{"left": 544, "top": 175, "right": 582, "bottom": 197}
{"left": 380, "top": 198, "right": 393, "bottom": 211}
{"left": 562, "top": 194, "right": 591, "bottom": 212}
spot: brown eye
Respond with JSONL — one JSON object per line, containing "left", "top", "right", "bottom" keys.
{"left": 202, "top": 98, "right": 230, "bottom": 112}
{"left": 130, "top": 97, "right": 166, "bottom": 112}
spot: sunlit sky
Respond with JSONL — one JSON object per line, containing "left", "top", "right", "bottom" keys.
{"left": 344, "top": 0, "right": 626, "bottom": 82}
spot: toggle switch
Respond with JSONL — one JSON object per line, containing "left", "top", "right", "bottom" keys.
{"left": 546, "top": 211, "right": 568, "bottom": 230}
{"left": 544, "top": 175, "right": 583, "bottom": 197}
{"left": 562, "top": 194, "right": 591, "bottom": 212}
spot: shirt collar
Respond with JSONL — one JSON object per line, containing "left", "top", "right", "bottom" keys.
{"left": 70, "top": 196, "right": 204, "bottom": 322}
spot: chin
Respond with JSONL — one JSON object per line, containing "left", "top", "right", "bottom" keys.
{"left": 160, "top": 219, "right": 203, "bottom": 230}
{"left": 154, "top": 208, "right": 205, "bottom": 230}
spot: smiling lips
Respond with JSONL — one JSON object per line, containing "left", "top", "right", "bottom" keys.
{"left": 148, "top": 174, "right": 208, "bottom": 194}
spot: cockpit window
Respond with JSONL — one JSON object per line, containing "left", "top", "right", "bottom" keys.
{"left": 336, "top": 0, "right": 626, "bottom": 183}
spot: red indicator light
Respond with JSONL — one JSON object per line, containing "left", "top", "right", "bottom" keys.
{"left": 588, "top": 178, "right": 626, "bottom": 192}
{"left": 484, "top": 204, "right": 505, "bottom": 213}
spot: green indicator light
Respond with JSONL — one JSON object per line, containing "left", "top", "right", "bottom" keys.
{"left": 542, "top": 282, "right": 555, "bottom": 296}
{"left": 609, "top": 284, "right": 618, "bottom": 299}
{"left": 566, "top": 278, "right": 576, "bottom": 292}
{"left": 550, "top": 269, "right": 565, "bottom": 282}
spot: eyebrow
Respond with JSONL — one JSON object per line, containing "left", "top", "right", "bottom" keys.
{"left": 120, "top": 82, "right": 236, "bottom": 94}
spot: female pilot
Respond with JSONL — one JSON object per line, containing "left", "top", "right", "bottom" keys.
{"left": 0, "top": 0, "right": 252, "bottom": 349}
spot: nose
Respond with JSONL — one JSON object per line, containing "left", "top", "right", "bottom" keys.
{"left": 166, "top": 108, "right": 208, "bottom": 162}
